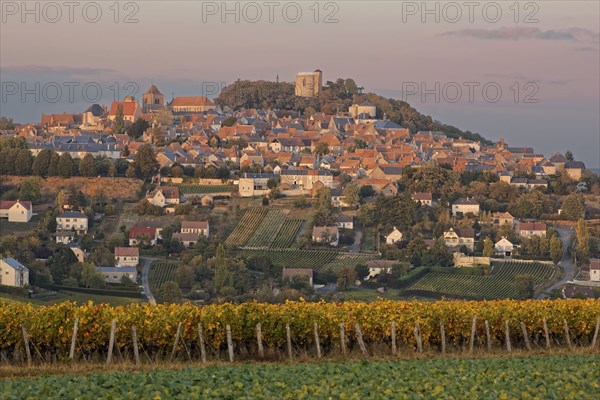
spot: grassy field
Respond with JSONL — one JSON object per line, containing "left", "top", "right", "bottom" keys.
{"left": 407, "top": 261, "right": 556, "bottom": 299}
{"left": 1, "top": 355, "right": 597, "bottom": 399}
{"left": 240, "top": 249, "right": 377, "bottom": 272}
{"left": 0, "top": 291, "right": 141, "bottom": 307}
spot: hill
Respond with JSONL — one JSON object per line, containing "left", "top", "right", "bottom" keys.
{"left": 215, "top": 78, "right": 493, "bottom": 144}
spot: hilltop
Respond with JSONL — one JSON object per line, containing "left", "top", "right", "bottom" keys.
{"left": 215, "top": 78, "right": 493, "bottom": 145}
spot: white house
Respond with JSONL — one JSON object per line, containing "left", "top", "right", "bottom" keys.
{"left": 386, "top": 227, "right": 404, "bottom": 245}
{"left": 0, "top": 200, "right": 33, "bottom": 222}
{"left": 96, "top": 267, "right": 137, "bottom": 284}
{"left": 452, "top": 198, "right": 480, "bottom": 216}
{"left": 56, "top": 231, "right": 76, "bottom": 244}
{"left": 495, "top": 237, "right": 514, "bottom": 257}
{"left": 337, "top": 215, "right": 354, "bottom": 230}
{"left": 443, "top": 228, "right": 475, "bottom": 252}
{"left": 180, "top": 220, "right": 209, "bottom": 237}
{"left": 412, "top": 193, "right": 433, "bottom": 207}
{"left": 519, "top": 222, "right": 547, "bottom": 238}
{"left": 0, "top": 258, "right": 29, "bottom": 287}
{"left": 114, "top": 247, "right": 140, "bottom": 268}
{"left": 312, "top": 226, "right": 339, "bottom": 247}
{"left": 56, "top": 211, "right": 88, "bottom": 234}
{"left": 590, "top": 259, "right": 600, "bottom": 282}
{"left": 146, "top": 186, "right": 181, "bottom": 208}
{"left": 282, "top": 268, "right": 314, "bottom": 286}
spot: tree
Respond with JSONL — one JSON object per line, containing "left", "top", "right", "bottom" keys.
{"left": 32, "top": 149, "right": 52, "bottom": 177}
{"left": 550, "top": 234, "right": 564, "bottom": 265}
{"left": 154, "top": 109, "right": 173, "bottom": 126}
{"left": 565, "top": 150, "right": 574, "bottom": 162}
{"left": 78, "top": 154, "right": 97, "bottom": 177}
{"left": 0, "top": 116, "right": 15, "bottom": 130}
{"left": 81, "top": 262, "right": 105, "bottom": 288}
{"left": 58, "top": 153, "right": 74, "bottom": 178}
{"left": 47, "top": 246, "right": 79, "bottom": 284}
{"left": 342, "top": 183, "right": 360, "bottom": 208}
{"left": 18, "top": 178, "right": 41, "bottom": 202}
{"left": 515, "top": 274, "right": 535, "bottom": 299}
{"left": 354, "top": 264, "right": 369, "bottom": 280}
{"left": 131, "top": 145, "right": 159, "bottom": 180}
{"left": 175, "top": 264, "right": 195, "bottom": 289}
{"left": 221, "top": 116, "right": 237, "bottom": 127}
{"left": 214, "top": 244, "right": 232, "bottom": 291}
{"left": 336, "top": 267, "right": 357, "bottom": 290}
{"left": 314, "top": 142, "right": 330, "bottom": 156}
{"left": 576, "top": 218, "right": 590, "bottom": 266}
{"left": 267, "top": 178, "right": 278, "bottom": 189}
{"left": 156, "top": 281, "right": 182, "bottom": 303}
{"left": 15, "top": 149, "right": 33, "bottom": 175}
{"left": 482, "top": 237, "right": 494, "bottom": 257}
{"left": 560, "top": 194, "right": 585, "bottom": 220}
{"left": 111, "top": 104, "right": 125, "bottom": 134}
{"left": 126, "top": 118, "right": 149, "bottom": 139}
{"left": 358, "top": 185, "right": 375, "bottom": 199}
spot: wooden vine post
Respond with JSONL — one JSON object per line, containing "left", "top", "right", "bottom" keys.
{"left": 469, "top": 316, "right": 477, "bottom": 354}
{"left": 131, "top": 326, "right": 141, "bottom": 366}
{"left": 543, "top": 318, "right": 551, "bottom": 349}
{"left": 285, "top": 324, "right": 293, "bottom": 360}
{"left": 414, "top": 322, "right": 423, "bottom": 353}
{"left": 355, "top": 323, "right": 368, "bottom": 357}
{"left": 69, "top": 317, "right": 79, "bottom": 360}
{"left": 484, "top": 320, "right": 491, "bottom": 351}
{"left": 21, "top": 325, "right": 32, "bottom": 366}
{"left": 563, "top": 319, "right": 572, "bottom": 349}
{"left": 391, "top": 321, "right": 397, "bottom": 356}
{"left": 106, "top": 319, "right": 117, "bottom": 365}
{"left": 313, "top": 322, "right": 322, "bottom": 359}
{"left": 440, "top": 322, "right": 446, "bottom": 354}
{"left": 520, "top": 322, "right": 531, "bottom": 350}
{"left": 226, "top": 324, "right": 234, "bottom": 362}
{"left": 197, "top": 323, "right": 206, "bottom": 364}
{"left": 170, "top": 322, "right": 182, "bottom": 362}
{"left": 339, "top": 323, "right": 347, "bottom": 356}
{"left": 256, "top": 323, "right": 264, "bottom": 359}
{"left": 505, "top": 320, "right": 512, "bottom": 353}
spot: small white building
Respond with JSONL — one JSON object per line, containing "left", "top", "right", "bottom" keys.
{"left": 495, "top": 237, "right": 514, "bottom": 257}
{"left": 56, "top": 211, "right": 88, "bottom": 234}
{"left": 386, "top": 227, "right": 404, "bottom": 245}
{"left": 181, "top": 220, "right": 209, "bottom": 237}
{"left": 337, "top": 215, "right": 354, "bottom": 230}
{"left": 590, "top": 259, "right": 600, "bottom": 282}
{"left": 114, "top": 247, "right": 140, "bottom": 268}
{"left": 0, "top": 200, "right": 33, "bottom": 222}
{"left": 452, "top": 197, "right": 480, "bottom": 217}
{"left": 0, "top": 258, "right": 29, "bottom": 287}
{"left": 146, "top": 186, "right": 181, "bottom": 208}
{"left": 96, "top": 266, "right": 137, "bottom": 284}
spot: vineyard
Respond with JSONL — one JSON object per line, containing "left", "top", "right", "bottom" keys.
{"left": 240, "top": 249, "right": 377, "bottom": 272}
{"left": 0, "top": 300, "right": 599, "bottom": 366}
{"left": 177, "top": 185, "right": 237, "bottom": 194}
{"left": 148, "top": 261, "right": 179, "bottom": 293}
{"left": 407, "top": 261, "right": 556, "bottom": 299}
{"left": 225, "top": 208, "right": 303, "bottom": 249}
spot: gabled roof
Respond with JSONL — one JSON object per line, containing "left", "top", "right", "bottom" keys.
{"left": 564, "top": 161, "right": 585, "bottom": 169}
{"left": 519, "top": 222, "right": 546, "bottom": 231}
{"left": 57, "top": 211, "right": 87, "bottom": 219}
{"left": 181, "top": 220, "right": 209, "bottom": 229}
{"left": 114, "top": 247, "right": 139, "bottom": 257}
{"left": 170, "top": 96, "right": 215, "bottom": 107}
{"left": 0, "top": 200, "right": 32, "bottom": 211}
{"left": 1, "top": 258, "right": 28, "bottom": 271}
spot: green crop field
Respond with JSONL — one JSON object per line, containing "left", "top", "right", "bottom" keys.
{"left": 148, "top": 261, "right": 179, "bottom": 292}
{"left": 1, "top": 355, "right": 597, "bottom": 399}
{"left": 225, "top": 208, "right": 304, "bottom": 249}
{"left": 407, "top": 261, "right": 555, "bottom": 299}
{"left": 240, "top": 249, "right": 377, "bottom": 272}
{"left": 177, "top": 185, "right": 236, "bottom": 194}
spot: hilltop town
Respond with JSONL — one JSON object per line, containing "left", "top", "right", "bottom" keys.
{"left": 0, "top": 72, "right": 599, "bottom": 305}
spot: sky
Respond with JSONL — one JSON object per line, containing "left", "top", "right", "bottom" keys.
{"left": 1, "top": 1, "right": 599, "bottom": 168}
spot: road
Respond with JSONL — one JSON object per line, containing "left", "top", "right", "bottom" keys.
{"left": 538, "top": 227, "right": 575, "bottom": 299}
{"left": 140, "top": 257, "right": 157, "bottom": 305}
{"left": 350, "top": 230, "right": 363, "bottom": 253}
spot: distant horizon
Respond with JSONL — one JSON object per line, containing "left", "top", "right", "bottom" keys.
{"left": 1, "top": 1, "right": 598, "bottom": 168}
